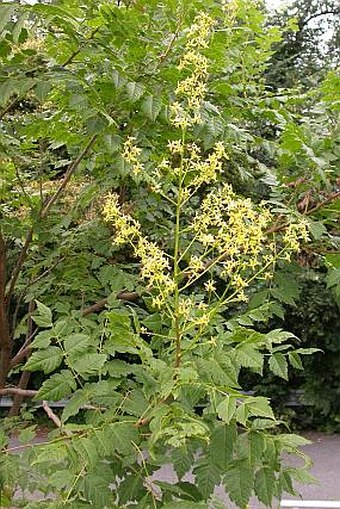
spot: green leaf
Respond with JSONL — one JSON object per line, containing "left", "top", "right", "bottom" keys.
{"left": 287, "top": 467, "right": 316, "bottom": 485}
{"left": 308, "top": 220, "right": 327, "bottom": 240}
{"left": 33, "top": 300, "right": 53, "bottom": 328}
{"left": 104, "top": 422, "right": 140, "bottom": 456}
{"left": 142, "top": 313, "right": 162, "bottom": 333}
{"left": 71, "top": 353, "right": 107, "bottom": 376}
{"left": 35, "top": 81, "right": 52, "bottom": 102}
{"left": 248, "top": 431, "right": 265, "bottom": 465}
{"left": 172, "top": 447, "right": 193, "bottom": 480}
{"left": 275, "top": 434, "right": 311, "bottom": 449}
{"left": 325, "top": 254, "right": 340, "bottom": 268}
{"left": 118, "top": 473, "right": 144, "bottom": 505}
{"left": 142, "top": 94, "right": 162, "bottom": 121}
{"left": 288, "top": 351, "right": 303, "bottom": 370}
{"left": 61, "top": 388, "right": 90, "bottom": 422}
{"left": 223, "top": 460, "right": 254, "bottom": 508}
{"left": 271, "top": 272, "right": 300, "bottom": 306}
{"left": 246, "top": 396, "right": 275, "bottom": 420}
{"left": 35, "top": 370, "right": 76, "bottom": 401}
{"left": 294, "top": 348, "right": 321, "bottom": 355}
{"left": 265, "top": 328, "right": 296, "bottom": 344}
{"left": 30, "top": 330, "right": 53, "bottom": 349}
{"left": 269, "top": 353, "right": 288, "bottom": 380}
{"left": 162, "top": 503, "right": 205, "bottom": 509}
{"left": 235, "top": 343, "right": 264, "bottom": 371}
{"left": 126, "top": 81, "right": 145, "bottom": 102}
{"left": 255, "top": 467, "right": 275, "bottom": 506}
{"left": 216, "top": 396, "right": 237, "bottom": 424}
{"left": 24, "top": 346, "right": 63, "bottom": 374}
{"left": 194, "top": 461, "right": 221, "bottom": 498}
{"left": 326, "top": 268, "right": 340, "bottom": 288}
{"left": 83, "top": 468, "right": 113, "bottom": 507}
{"left": 210, "top": 424, "right": 236, "bottom": 470}
{"left": 64, "top": 333, "right": 90, "bottom": 357}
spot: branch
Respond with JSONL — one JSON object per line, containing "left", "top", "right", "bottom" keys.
{"left": 0, "top": 388, "right": 37, "bottom": 397}
{"left": 12, "top": 257, "right": 65, "bottom": 333}
{"left": 298, "top": 9, "right": 340, "bottom": 30}
{"left": 81, "top": 291, "right": 139, "bottom": 316}
{"left": 0, "top": 27, "right": 100, "bottom": 120}
{"left": 0, "top": 233, "right": 12, "bottom": 388}
{"left": 61, "top": 27, "right": 100, "bottom": 66}
{"left": 306, "top": 190, "right": 340, "bottom": 215}
{"left": 5, "top": 135, "right": 97, "bottom": 307}
{"left": 5, "top": 229, "right": 33, "bottom": 309}
{"left": 42, "top": 400, "right": 62, "bottom": 428}
{"left": 9, "top": 345, "right": 32, "bottom": 369}
{"left": 40, "top": 135, "right": 97, "bottom": 218}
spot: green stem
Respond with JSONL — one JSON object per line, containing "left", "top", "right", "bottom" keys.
{"left": 173, "top": 128, "right": 186, "bottom": 368}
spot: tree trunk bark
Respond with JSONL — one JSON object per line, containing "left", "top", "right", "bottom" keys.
{"left": 0, "top": 232, "right": 12, "bottom": 389}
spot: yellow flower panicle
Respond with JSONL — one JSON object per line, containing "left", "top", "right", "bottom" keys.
{"left": 171, "top": 12, "right": 215, "bottom": 128}
{"left": 102, "top": 193, "right": 140, "bottom": 245}
{"left": 122, "top": 136, "right": 144, "bottom": 175}
{"left": 190, "top": 183, "right": 309, "bottom": 299}
{"left": 103, "top": 193, "right": 175, "bottom": 308}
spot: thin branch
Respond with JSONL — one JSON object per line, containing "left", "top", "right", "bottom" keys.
{"left": 306, "top": 190, "right": 340, "bottom": 215}
{"left": 42, "top": 400, "right": 62, "bottom": 428}
{"left": 12, "top": 256, "right": 65, "bottom": 333}
{"left": 8, "top": 370, "right": 31, "bottom": 416}
{"left": 298, "top": 9, "right": 340, "bottom": 30}
{"left": 267, "top": 190, "right": 340, "bottom": 234}
{"left": 10, "top": 304, "right": 38, "bottom": 370}
{"left": 0, "top": 233, "right": 12, "bottom": 388}
{"left": 9, "top": 344, "right": 32, "bottom": 369}
{"left": 0, "top": 388, "right": 37, "bottom": 397}
{"left": 5, "top": 228, "right": 33, "bottom": 309}
{"left": 158, "top": 16, "right": 183, "bottom": 65}
{"left": 80, "top": 291, "right": 139, "bottom": 316}
{"left": 61, "top": 27, "right": 100, "bottom": 66}
{"left": 0, "top": 27, "right": 100, "bottom": 120}
{"left": 6, "top": 135, "right": 97, "bottom": 307}
{"left": 40, "top": 135, "right": 97, "bottom": 218}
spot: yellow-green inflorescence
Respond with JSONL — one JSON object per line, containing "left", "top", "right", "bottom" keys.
{"left": 171, "top": 12, "right": 215, "bottom": 128}
{"left": 103, "top": 11, "right": 309, "bottom": 315}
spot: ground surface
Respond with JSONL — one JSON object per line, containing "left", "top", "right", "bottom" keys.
{"left": 287, "top": 432, "right": 340, "bottom": 501}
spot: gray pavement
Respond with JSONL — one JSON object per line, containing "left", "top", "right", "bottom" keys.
{"left": 287, "top": 432, "right": 340, "bottom": 501}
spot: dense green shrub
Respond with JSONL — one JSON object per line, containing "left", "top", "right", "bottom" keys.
{"left": 1, "top": 0, "right": 339, "bottom": 507}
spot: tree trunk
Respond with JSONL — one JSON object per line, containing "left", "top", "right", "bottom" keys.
{"left": 0, "top": 232, "right": 12, "bottom": 389}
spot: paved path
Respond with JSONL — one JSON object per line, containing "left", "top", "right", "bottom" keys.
{"left": 286, "top": 432, "right": 340, "bottom": 501}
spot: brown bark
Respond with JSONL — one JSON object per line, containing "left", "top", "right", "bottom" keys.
{"left": 8, "top": 371, "right": 31, "bottom": 416}
{"left": 0, "top": 233, "right": 12, "bottom": 389}
{"left": 8, "top": 301, "right": 35, "bottom": 415}
{"left": 81, "top": 291, "right": 139, "bottom": 316}
{"left": 0, "top": 388, "right": 37, "bottom": 397}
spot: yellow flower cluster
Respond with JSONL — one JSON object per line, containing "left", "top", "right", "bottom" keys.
{"left": 221, "top": 0, "right": 238, "bottom": 21}
{"left": 136, "top": 237, "right": 176, "bottom": 308}
{"left": 189, "top": 184, "right": 308, "bottom": 300}
{"left": 122, "top": 136, "right": 144, "bottom": 175}
{"left": 171, "top": 12, "right": 215, "bottom": 128}
{"left": 102, "top": 193, "right": 140, "bottom": 244}
{"left": 103, "top": 193, "right": 175, "bottom": 308}
{"left": 161, "top": 140, "right": 227, "bottom": 191}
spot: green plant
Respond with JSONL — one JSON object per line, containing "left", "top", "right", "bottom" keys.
{"left": 1, "top": 4, "right": 318, "bottom": 507}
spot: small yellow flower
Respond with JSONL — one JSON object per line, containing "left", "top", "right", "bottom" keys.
{"left": 204, "top": 280, "right": 216, "bottom": 293}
